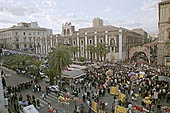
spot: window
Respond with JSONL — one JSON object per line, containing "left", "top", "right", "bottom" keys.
{"left": 81, "top": 40, "right": 84, "bottom": 45}
{"left": 23, "top": 32, "right": 26, "bottom": 35}
{"left": 89, "top": 39, "right": 92, "bottom": 44}
{"left": 67, "top": 29, "right": 70, "bottom": 35}
{"left": 64, "top": 29, "right": 66, "bottom": 35}
{"left": 24, "top": 44, "right": 27, "bottom": 48}
{"left": 16, "top": 32, "right": 18, "bottom": 35}
{"left": 73, "top": 40, "right": 76, "bottom": 46}
{"left": 100, "top": 38, "right": 103, "bottom": 43}
{"left": 29, "top": 37, "right": 32, "bottom": 42}
{"left": 81, "top": 47, "right": 84, "bottom": 51}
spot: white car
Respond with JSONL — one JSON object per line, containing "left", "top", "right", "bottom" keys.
{"left": 40, "top": 72, "right": 45, "bottom": 78}
{"left": 44, "top": 76, "right": 50, "bottom": 83}
{"left": 49, "top": 85, "right": 59, "bottom": 93}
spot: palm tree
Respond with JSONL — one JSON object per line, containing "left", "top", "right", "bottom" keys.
{"left": 45, "top": 69, "right": 55, "bottom": 85}
{"left": 48, "top": 44, "right": 72, "bottom": 80}
{"left": 70, "top": 46, "right": 78, "bottom": 60}
{"left": 20, "top": 55, "right": 31, "bottom": 69}
{"left": 33, "top": 59, "right": 42, "bottom": 81}
{"left": 166, "top": 42, "right": 170, "bottom": 56}
{"left": 96, "top": 43, "right": 109, "bottom": 62}
{"left": 86, "top": 45, "right": 95, "bottom": 63}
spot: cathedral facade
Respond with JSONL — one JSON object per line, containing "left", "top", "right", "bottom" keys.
{"left": 35, "top": 19, "right": 146, "bottom": 62}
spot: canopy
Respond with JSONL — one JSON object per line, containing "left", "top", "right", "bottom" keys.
{"left": 23, "top": 105, "right": 39, "bottom": 113}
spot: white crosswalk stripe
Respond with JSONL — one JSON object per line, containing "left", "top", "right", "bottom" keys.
{"left": 43, "top": 97, "right": 52, "bottom": 103}
{"left": 50, "top": 92, "right": 57, "bottom": 96}
{"left": 46, "top": 95, "right": 55, "bottom": 101}
{"left": 48, "top": 93, "right": 58, "bottom": 99}
{"left": 36, "top": 92, "right": 60, "bottom": 110}
{"left": 37, "top": 98, "right": 48, "bottom": 105}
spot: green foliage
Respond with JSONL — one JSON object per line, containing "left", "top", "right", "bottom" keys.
{"left": 86, "top": 45, "right": 95, "bottom": 63}
{"left": 45, "top": 69, "right": 55, "bottom": 85}
{"left": 48, "top": 44, "right": 72, "bottom": 78}
{"left": 96, "top": 43, "right": 109, "bottom": 61}
{"left": 3, "top": 54, "right": 32, "bottom": 69}
{"left": 166, "top": 42, "right": 170, "bottom": 56}
{"left": 70, "top": 46, "right": 78, "bottom": 60}
{"left": 78, "top": 57, "right": 86, "bottom": 62}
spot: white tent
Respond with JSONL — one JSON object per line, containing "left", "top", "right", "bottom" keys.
{"left": 23, "top": 105, "right": 39, "bottom": 113}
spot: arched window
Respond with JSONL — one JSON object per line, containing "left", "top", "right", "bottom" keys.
{"left": 67, "top": 29, "right": 70, "bottom": 35}
{"left": 64, "top": 29, "right": 66, "bottom": 35}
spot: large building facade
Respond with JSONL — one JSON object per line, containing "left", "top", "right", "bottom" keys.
{"left": 35, "top": 18, "right": 146, "bottom": 62}
{"left": 0, "top": 22, "right": 52, "bottom": 52}
{"left": 158, "top": 0, "right": 170, "bottom": 65}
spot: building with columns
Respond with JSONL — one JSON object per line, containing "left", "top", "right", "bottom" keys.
{"left": 35, "top": 18, "right": 146, "bottom": 62}
{"left": 157, "top": 0, "right": 170, "bottom": 65}
{"left": 0, "top": 22, "right": 52, "bottom": 52}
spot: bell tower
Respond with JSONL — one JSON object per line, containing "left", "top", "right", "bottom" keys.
{"left": 62, "top": 22, "right": 75, "bottom": 36}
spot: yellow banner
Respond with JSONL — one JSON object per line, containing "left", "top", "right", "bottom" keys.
{"left": 91, "top": 101, "right": 97, "bottom": 113}
{"left": 114, "top": 105, "right": 127, "bottom": 113}
{"left": 119, "top": 93, "right": 126, "bottom": 103}
{"left": 110, "top": 86, "right": 118, "bottom": 95}
{"left": 139, "top": 74, "right": 144, "bottom": 78}
{"left": 99, "top": 110, "right": 106, "bottom": 113}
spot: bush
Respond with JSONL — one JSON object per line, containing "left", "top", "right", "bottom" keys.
{"left": 77, "top": 57, "right": 86, "bottom": 62}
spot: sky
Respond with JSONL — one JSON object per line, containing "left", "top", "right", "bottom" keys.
{"left": 0, "top": 0, "right": 161, "bottom": 34}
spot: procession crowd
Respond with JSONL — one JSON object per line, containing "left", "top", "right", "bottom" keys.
{"left": 67, "top": 63, "right": 170, "bottom": 113}
{"left": 1, "top": 62, "right": 170, "bottom": 113}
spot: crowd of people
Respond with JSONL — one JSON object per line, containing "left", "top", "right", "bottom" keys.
{"left": 62, "top": 62, "right": 170, "bottom": 113}
{"left": 1, "top": 61, "right": 170, "bottom": 113}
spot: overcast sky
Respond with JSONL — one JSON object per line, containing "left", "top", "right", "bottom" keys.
{"left": 0, "top": 0, "right": 161, "bottom": 34}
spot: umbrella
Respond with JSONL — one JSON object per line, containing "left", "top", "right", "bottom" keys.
{"left": 129, "top": 72, "right": 136, "bottom": 76}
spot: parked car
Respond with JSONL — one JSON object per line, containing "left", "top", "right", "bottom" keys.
{"left": 49, "top": 85, "right": 59, "bottom": 93}
{"left": 44, "top": 76, "right": 50, "bottom": 83}
{"left": 40, "top": 72, "right": 45, "bottom": 78}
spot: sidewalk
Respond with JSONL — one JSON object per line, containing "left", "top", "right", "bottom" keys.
{"left": 0, "top": 65, "right": 16, "bottom": 75}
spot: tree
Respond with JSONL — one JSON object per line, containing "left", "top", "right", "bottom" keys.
{"left": 86, "top": 45, "right": 95, "bottom": 63}
{"left": 33, "top": 59, "right": 42, "bottom": 81}
{"left": 48, "top": 44, "right": 72, "bottom": 80}
{"left": 45, "top": 69, "right": 55, "bottom": 85}
{"left": 70, "top": 46, "right": 78, "bottom": 60}
{"left": 18, "top": 55, "right": 31, "bottom": 69}
{"left": 166, "top": 42, "right": 170, "bottom": 56}
{"left": 96, "top": 43, "right": 109, "bottom": 62}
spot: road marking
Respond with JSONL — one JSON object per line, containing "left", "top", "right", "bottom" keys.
{"left": 46, "top": 95, "right": 55, "bottom": 101}
{"left": 48, "top": 93, "right": 58, "bottom": 99}
{"left": 37, "top": 98, "right": 48, "bottom": 105}
{"left": 50, "top": 92, "right": 57, "bottom": 96}
{"left": 40, "top": 103, "right": 44, "bottom": 107}
{"left": 43, "top": 98, "right": 52, "bottom": 103}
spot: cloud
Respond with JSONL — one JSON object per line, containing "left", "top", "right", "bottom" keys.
{"left": 141, "top": 0, "right": 160, "bottom": 11}
{"left": 0, "top": 19, "right": 16, "bottom": 24}
{"left": 104, "top": 8, "right": 112, "bottom": 12}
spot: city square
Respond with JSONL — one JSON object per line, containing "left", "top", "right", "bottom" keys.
{"left": 0, "top": 0, "right": 170, "bottom": 113}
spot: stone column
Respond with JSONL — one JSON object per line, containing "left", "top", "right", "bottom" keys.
{"left": 45, "top": 38, "right": 48, "bottom": 55}
{"left": 85, "top": 32, "right": 88, "bottom": 59}
{"left": 105, "top": 31, "right": 108, "bottom": 45}
{"left": 119, "top": 29, "right": 123, "bottom": 60}
{"left": 77, "top": 33, "right": 80, "bottom": 58}
{"left": 94, "top": 32, "right": 97, "bottom": 59}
